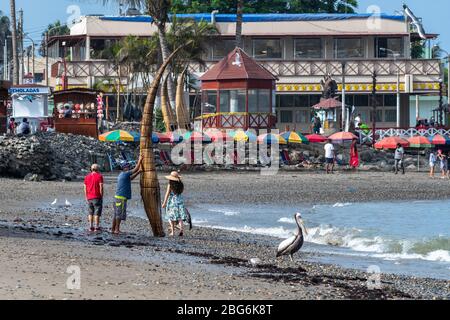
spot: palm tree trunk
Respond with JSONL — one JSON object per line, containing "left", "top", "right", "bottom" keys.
{"left": 158, "top": 26, "right": 176, "bottom": 109}
{"left": 10, "top": 0, "right": 19, "bottom": 85}
{"left": 235, "top": 0, "right": 243, "bottom": 48}
{"left": 140, "top": 44, "right": 188, "bottom": 237}
{"left": 116, "top": 65, "right": 121, "bottom": 122}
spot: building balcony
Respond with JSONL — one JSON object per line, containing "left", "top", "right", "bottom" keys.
{"left": 190, "top": 58, "right": 441, "bottom": 78}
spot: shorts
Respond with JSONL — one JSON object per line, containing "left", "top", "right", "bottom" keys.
{"left": 325, "top": 158, "right": 334, "bottom": 164}
{"left": 88, "top": 199, "right": 103, "bottom": 217}
{"left": 114, "top": 197, "right": 128, "bottom": 221}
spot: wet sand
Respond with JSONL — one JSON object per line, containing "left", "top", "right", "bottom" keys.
{"left": 0, "top": 171, "right": 449, "bottom": 300}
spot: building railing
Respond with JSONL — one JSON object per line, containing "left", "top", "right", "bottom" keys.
{"left": 51, "top": 60, "right": 129, "bottom": 78}
{"left": 357, "top": 127, "right": 450, "bottom": 144}
{"left": 190, "top": 59, "right": 442, "bottom": 77}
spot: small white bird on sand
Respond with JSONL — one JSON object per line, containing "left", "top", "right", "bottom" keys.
{"left": 51, "top": 199, "right": 58, "bottom": 206}
{"left": 65, "top": 199, "right": 72, "bottom": 207}
{"left": 249, "top": 258, "right": 262, "bottom": 267}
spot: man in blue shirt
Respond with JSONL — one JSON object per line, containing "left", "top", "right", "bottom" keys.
{"left": 112, "top": 157, "right": 143, "bottom": 235}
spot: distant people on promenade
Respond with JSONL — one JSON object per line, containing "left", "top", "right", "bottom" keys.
{"left": 8, "top": 118, "right": 16, "bottom": 134}
{"left": 112, "top": 158, "right": 143, "bottom": 235}
{"left": 16, "top": 118, "right": 31, "bottom": 136}
{"left": 324, "top": 139, "right": 335, "bottom": 174}
{"left": 162, "top": 171, "right": 187, "bottom": 237}
{"left": 354, "top": 114, "right": 362, "bottom": 129}
{"left": 437, "top": 150, "right": 448, "bottom": 179}
{"left": 394, "top": 143, "right": 405, "bottom": 175}
{"left": 429, "top": 151, "right": 437, "bottom": 178}
{"left": 312, "top": 116, "right": 322, "bottom": 134}
{"left": 84, "top": 164, "right": 104, "bottom": 232}
{"left": 350, "top": 138, "right": 359, "bottom": 170}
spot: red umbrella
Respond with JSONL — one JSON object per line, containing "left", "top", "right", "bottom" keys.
{"left": 429, "top": 134, "right": 450, "bottom": 145}
{"left": 328, "top": 132, "right": 358, "bottom": 144}
{"left": 312, "top": 98, "right": 342, "bottom": 110}
{"left": 155, "top": 132, "right": 170, "bottom": 144}
{"left": 375, "top": 137, "right": 410, "bottom": 150}
{"left": 407, "top": 136, "right": 432, "bottom": 148}
{"left": 305, "top": 134, "right": 327, "bottom": 143}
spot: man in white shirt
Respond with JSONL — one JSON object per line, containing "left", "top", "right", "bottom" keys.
{"left": 354, "top": 114, "right": 362, "bottom": 129}
{"left": 324, "top": 139, "right": 335, "bottom": 174}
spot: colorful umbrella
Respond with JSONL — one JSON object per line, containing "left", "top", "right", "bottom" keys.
{"left": 280, "top": 131, "right": 309, "bottom": 144}
{"left": 407, "top": 136, "right": 432, "bottom": 149}
{"left": 374, "top": 137, "right": 410, "bottom": 150}
{"left": 232, "top": 130, "right": 257, "bottom": 143}
{"left": 166, "top": 131, "right": 184, "bottom": 144}
{"left": 154, "top": 132, "right": 171, "bottom": 144}
{"left": 209, "top": 130, "right": 234, "bottom": 142}
{"left": 183, "top": 131, "right": 212, "bottom": 143}
{"left": 99, "top": 130, "right": 140, "bottom": 142}
{"left": 305, "top": 134, "right": 327, "bottom": 143}
{"left": 429, "top": 134, "right": 450, "bottom": 145}
{"left": 257, "top": 133, "right": 287, "bottom": 145}
{"left": 328, "top": 132, "right": 358, "bottom": 144}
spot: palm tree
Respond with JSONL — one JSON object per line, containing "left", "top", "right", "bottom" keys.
{"left": 140, "top": 43, "right": 188, "bottom": 237}
{"left": 9, "top": 0, "right": 18, "bottom": 84}
{"left": 236, "top": 0, "right": 243, "bottom": 48}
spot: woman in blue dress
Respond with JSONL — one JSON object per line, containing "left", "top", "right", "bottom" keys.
{"left": 162, "top": 171, "right": 187, "bottom": 236}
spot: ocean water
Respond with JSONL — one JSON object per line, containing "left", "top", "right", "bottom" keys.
{"left": 127, "top": 199, "right": 450, "bottom": 280}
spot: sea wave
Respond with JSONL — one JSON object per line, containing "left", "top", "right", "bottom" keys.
{"left": 208, "top": 208, "right": 240, "bottom": 216}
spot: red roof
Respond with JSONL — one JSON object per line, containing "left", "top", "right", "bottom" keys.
{"left": 312, "top": 98, "right": 343, "bottom": 110}
{"left": 200, "top": 47, "right": 277, "bottom": 81}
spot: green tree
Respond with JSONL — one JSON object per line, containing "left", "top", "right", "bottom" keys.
{"left": 0, "top": 11, "right": 11, "bottom": 78}
{"left": 39, "top": 20, "right": 70, "bottom": 57}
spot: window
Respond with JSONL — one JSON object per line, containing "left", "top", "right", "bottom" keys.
{"left": 229, "top": 90, "right": 246, "bottom": 113}
{"left": 203, "top": 91, "right": 217, "bottom": 114}
{"left": 370, "top": 110, "right": 383, "bottom": 122}
{"left": 385, "top": 109, "right": 397, "bottom": 122}
{"left": 354, "top": 95, "right": 369, "bottom": 107}
{"left": 219, "top": 91, "right": 230, "bottom": 113}
{"left": 345, "top": 95, "right": 354, "bottom": 106}
{"left": 248, "top": 89, "right": 271, "bottom": 113}
{"left": 90, "top": 39, "right": 119, "bottom": 60}
{"left": 278, "top": 95, "right": 296, "bottom": 108}
{"left": 310, "top": 95, "right": 321, "bottom": 107}
{"left": 384, "top": 94, "right": 396, "bottom": 107}
{"left": 280, "top": 110, "right": 293, "bottom": 123}
{"left": 335, "top": 38, "right": 365, "bottom": 59}
{"left": 375, "top": 37, "right": 404, "bottom": 58}
{"left": 294, "top": 38, "right": 322, "bottom": 59}
{"left": 295, "top": 110, "right": 309, "bottom": 123}
{"left": 212, "top": 39, "right": 236, "bottom": 60}
{"left": 253, "top": 39, "right": 282, "bottom": 59}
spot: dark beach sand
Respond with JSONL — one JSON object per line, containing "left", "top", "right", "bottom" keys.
{"left": 0, "top": 171, "right": 449, "bottom": 300}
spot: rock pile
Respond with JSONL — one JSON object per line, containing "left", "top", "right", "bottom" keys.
{"left": 0, "top": 133, "right": 137, "bottom": 181}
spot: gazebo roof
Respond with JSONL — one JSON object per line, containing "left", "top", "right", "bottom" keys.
{"left": 200, "top": 47, "right": 277, "bottom": 82}
{"left": 312, "top": 98, "right": 343, "bottom": 110}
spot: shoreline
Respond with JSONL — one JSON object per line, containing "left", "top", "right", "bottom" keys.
{"left": 0, "top": 172, "right": 449, "bottom": 299}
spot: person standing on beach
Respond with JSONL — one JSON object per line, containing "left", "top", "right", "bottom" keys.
{"left": 324, "top": 139, "right": 335, "bottom": 174}
{"left": 162, "top": 171, "right": 187, "bottom": 237}
{"left": 84, "top": 164, "right": 104, "bottom": 232}
{"left": 112, "top": 158, "right": 143, "bottom": 235}
{"left": 394, "top": 143, "right": 405, "bottom": 175}
{"left": 349, "top": 138, "right": 359, "bottom": 170}
{"left": 437, "top": 150, "right": 447, "bottom": 179}
{"left": 429, "top": 151, "right": 437, "bottom": 178}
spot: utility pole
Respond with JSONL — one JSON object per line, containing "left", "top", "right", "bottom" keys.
{"left": 439, "top": 78, "right": 443, "bottom": 126}
{"left": 18, "top": 8, "right": 23, "bottom": 84}
{"left": 371, "top": 72, "right": 377, "bottom": 147}
{"left": 2, "top": 39, "right": 7, "bottom": 80}
{"left": 10, "top": 0, "right": 19, "bottom": 85}
{"left": 341, "top": 62, "right": 346, "bottom": 131}
{"left": 45, "top": 31, "right": 49, "bottom": 86}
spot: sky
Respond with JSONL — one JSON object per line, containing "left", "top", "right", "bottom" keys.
{"left": 0, "top": 0, "right": 449, "bottom": 56}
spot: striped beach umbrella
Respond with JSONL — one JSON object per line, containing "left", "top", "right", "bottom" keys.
{"left": 166, "top": 131, "right": 184, "bottom": 144}
{"left": 328, "top": 132, "right": 358, "bottom": 144}
{"left": 257, "top": 133, "right": 287, "bottom": 145}
{"left": 208, "top": 130, "right": 234, "bottom": 142}
{"left": 407, "top": 136, "right": 432, "bottom": 149}
{"left": 429, "top": 134, "right": 450, "bottom": 145}
{"left": 99, "top": 130, "right": 140, "bottom": 142}
{"left": 183, "top": 131, "right": 212, "bottom": 143}
{"left": 280, "top": 131, "right": 309, "bottom": 144}
{"left": 232, "top": 130, "right": 257, "bottom": 143}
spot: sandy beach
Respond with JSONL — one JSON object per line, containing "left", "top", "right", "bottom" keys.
{"left": 0, "top": 171, "right": 449, "bottom": 300}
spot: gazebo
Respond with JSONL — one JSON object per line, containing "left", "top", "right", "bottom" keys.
{"left": 199, "top": 47, "right": 277, "bottom": 132}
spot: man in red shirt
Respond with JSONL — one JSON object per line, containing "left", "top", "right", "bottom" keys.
{"left": 84, "top": 164, "right": 104, "bottom": 232}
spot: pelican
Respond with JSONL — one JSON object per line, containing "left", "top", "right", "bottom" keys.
{"left": 276, "top": 213, "right": 308, "bottom": 262}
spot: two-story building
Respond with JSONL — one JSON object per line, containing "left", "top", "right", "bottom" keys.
{"left": 46, "top": 12, "right": 442, "bottom": 131}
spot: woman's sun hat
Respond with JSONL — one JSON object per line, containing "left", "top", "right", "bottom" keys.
{"left": 165, "top": 171, "right": 182, "bottom": 182}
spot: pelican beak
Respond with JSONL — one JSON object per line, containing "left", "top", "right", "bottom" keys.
{"left": 300, "top": 219, "right": 308, "bottom": 236}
